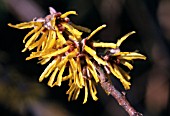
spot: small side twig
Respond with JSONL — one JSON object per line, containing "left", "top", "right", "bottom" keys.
{"left": 94, "top": 63, "right": 143, "bottom": 116}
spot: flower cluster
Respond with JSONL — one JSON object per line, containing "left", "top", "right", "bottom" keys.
{"left": 8, "top": 7, "right": 146, "bottom": 103}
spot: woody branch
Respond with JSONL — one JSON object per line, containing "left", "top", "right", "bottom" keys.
{"left": 94, "top": 63, "right": 143, "bottom": 116}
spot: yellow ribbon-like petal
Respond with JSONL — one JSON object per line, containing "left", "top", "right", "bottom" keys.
{"left": 83, "top": 81, "right": 88, "bottom": 104}
{"left": 116, "top": 31, "right": 136, "bottom": 47}
{"left": 28, "top": 31, "right": 48, "bottom": 51}
{"left": 57, "top": 57, "right": 68, "bottom": 70}
{"left": 113, "top": 64, "right": 131, "bottom": 90}
{"left": 92, "top": 42, "right": 117, "bottom": 49}
{"left": 42, "top": 45, "right": 70, "bottom": 58}
{"left": 55, "top": 26, "right": 67, "bottom": 46}
{"left": 72, "top": 87, "right": 80, "bottom": 100}
{"left": 23, "top": 27, "right": 45, "bottom": 52}
{"left": 62, "top": 73, "right": 72, "bottom": 81}
{"left": 89, "top": 80, "right": 98, "bottom": 101}
{"left": 84, "top": 45, "right": 106, "bottom": 65}
{"left": 60, "top": 11, "right": 77, "bottom": 18}
{"left": 69, "top": 58, "right": 82, "bottom": 88}
{"left": 107, "top": 63, "right": 131, "bottom": 90}
{"left": 62, "top": 23, "right": 82, "bottom": 40}
{"left": 77, "top": 57, "right": 84, "bottom": 86}
{"left": 85, "top": 56, "right": 99, "bottom": 82}
{"left": 70, "top": 23, "right": 91, "bottom": 33}
{"left": 69, "top": 58, "right": 77, "bottom": 71}
{"left": 116, "top": 66, "right": 131, "bottom": 80}
{"left": 45, "top": 30, "right": 56, "bottom": 50}
{"left": 120, "top": 60, "right": 133, "bottom": 70}
{"left": 92, "top": 81, "right": 97, "bottom": 95}
{"left": 37, "top": 32, "right": 48, "bottom": 51}
{"left": 116, "top": 52, "right": 146, "bottom": 60}
{"left": 47, "top": 67, "right": 59, "bottom": 87}
{"left": 67, "top": 48, "right": 78, "bottom": 59}
{"left": 68, "top": 66, "right": 73, "bottom": 86}
{"left": 56, "top": 49, "right": 78, "bottom": 70}
{"left": 8, "top": 21, "right": 40, "bottom": 29}
{"left": 23, "top": 26, "right": 42, "bottom": 44}
{"left": 55, "top": 63, "right": 66, "bottom": 86}
{"left": 66, "top": 83, "right": 76, "bottom": 101}
{"left": 86, "top": 24, "right": 106, "bottom": 40}
{"left": 26, "top": 51, "right": 46, "bottom": 60}
{"left": 39, "top": 57, "right": 60, "bottom": 82}
{"left": 38, "top": 57, "right": 51, "bottom": 65}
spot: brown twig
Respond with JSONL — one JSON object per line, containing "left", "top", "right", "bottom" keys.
{"left": 94, "top": 63, "right": 143, "bottom": 116}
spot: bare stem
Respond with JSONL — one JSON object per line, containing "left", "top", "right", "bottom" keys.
{"left": 94, "top": 63, "right": 143, "bottom": 116}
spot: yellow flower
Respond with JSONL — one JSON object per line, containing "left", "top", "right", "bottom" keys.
{"left": 95, "top": 31, "right": 146, "bottom": 90}
{"left": 81, "top": 26, "right": 143, "bottom": 90}
{"left": 8, "top": 7, "right": 83, "bottom": 53}
{"left": 9, "top": 7, "right": 146, "bottom": 104}
{"left": 35, "top": 25, "right": 107, "bottom": 103}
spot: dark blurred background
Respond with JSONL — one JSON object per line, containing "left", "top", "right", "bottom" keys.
{"left": 0, "top": 0, "right": 170, "bottom": 116}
